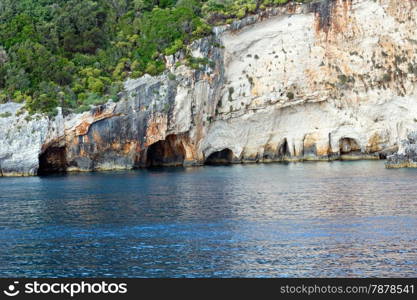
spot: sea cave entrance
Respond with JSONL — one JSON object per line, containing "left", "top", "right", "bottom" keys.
{"left": 263, "top": 138, "right": 291, "bottom": 161}
{"left": 205, "top": 149, "right": 234, "bottom": 165}
{"left": 277, "top": 138, "right": 291, "bottom": 158}
{"left": 339, "top": 138, "right": 361, "bottom": 155}
{"left": 146, "top": 134, "right": 186, "bottom": 167}
{"left": 38, "top": 146, "right": 68, "bottom": 175}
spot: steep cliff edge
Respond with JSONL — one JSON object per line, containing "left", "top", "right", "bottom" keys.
{"left": 1, "top": 0, "right": 417, "bottom": 176}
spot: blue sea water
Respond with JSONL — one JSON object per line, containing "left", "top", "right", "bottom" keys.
{"left": 0, "top": 161, "right": 416, "bottom": 277}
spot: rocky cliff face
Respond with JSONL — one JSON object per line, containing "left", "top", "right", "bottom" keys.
{"left": 1, "top": 0, "right": 417, "bottom": 176}
{"left": 386, "top": 132, "right": 417, "bottom": 168}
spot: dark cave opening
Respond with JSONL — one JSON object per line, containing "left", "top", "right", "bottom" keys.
{"left": 379, "top": 152, "right": 387, "bottom": 159}
{"left": 339, "top": 137, "right": 361, "bottom": 155}
{"left": 278, "top": 138, "right": 291, "bottom": 158}
{"left": 146, "top": 135, "right": 185, "bottom": 167}
{"left": 205, "top": 149, "right": 234, "bottom": 165}
{"left": 38, "top": 146, "right": 68, "bottom": 175}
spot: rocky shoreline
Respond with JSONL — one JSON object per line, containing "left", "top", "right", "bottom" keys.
{"left": 386, "top": 132, "right": 417, "bottom": 169}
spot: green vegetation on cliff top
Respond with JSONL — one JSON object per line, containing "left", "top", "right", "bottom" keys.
{"left": 0, "top": 0, "right": 311, "bottom": 116}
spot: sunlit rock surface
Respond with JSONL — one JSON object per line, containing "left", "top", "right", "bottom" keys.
{"left": 1, "top": 0, "right": 417, "bottom": 176}
{"left": 386, "top": 132, "right": 417, "bottom": 168}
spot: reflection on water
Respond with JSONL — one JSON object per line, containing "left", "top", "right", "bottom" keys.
{"left": 0, "top": 161, "right": 416, "bottom": 277}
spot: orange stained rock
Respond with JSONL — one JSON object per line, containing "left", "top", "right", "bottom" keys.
{"left": 123, "top": 141, "right": 137, "bottom": 154}
{"left": 75, "top": 109, "right": 118, "bottom": 137}
{"left": 366, "top": 133, "right": 383, "bottom": 153}
{"left": 75, "top": 121, "right": 91, "bottom": 136}
{"left": 145, "top": 114, "right": 168, "bottom": 147}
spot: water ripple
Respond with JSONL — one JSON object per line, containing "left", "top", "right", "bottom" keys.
{"left": 0, "top": 161, "right": 416, "bottom": 277}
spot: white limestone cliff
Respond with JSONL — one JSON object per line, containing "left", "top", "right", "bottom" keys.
{"left": 1, "top": 0, "right": 417, "bottom": 176}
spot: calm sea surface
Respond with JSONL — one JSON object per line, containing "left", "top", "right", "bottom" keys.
{"left": 0, "top": 161, "right": 416, "bottom": 277}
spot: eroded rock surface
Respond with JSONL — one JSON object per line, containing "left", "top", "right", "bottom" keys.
{"left": 0, "top": 103, "right": 64, "bottom": 176}
{"left": 1, "top": 0, "right": 417, "bottom": 176}
{"left": 386, "top": 132, "right": 417, "bottom": 168}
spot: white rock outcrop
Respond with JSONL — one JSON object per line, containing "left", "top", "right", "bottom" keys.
{"left": 201, "top": 0, "right": 417, "bottom": 162}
